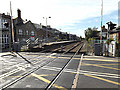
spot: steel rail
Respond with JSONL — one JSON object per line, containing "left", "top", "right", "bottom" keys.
{"left": 45, "top": 42, "right": 84, "bottom": 90}
{"left": 1, "top": 41, "right": 82, "bottom": 89}
{"left": 15, "top": 42, "right": 80, "bottom": 66}
{"left": 1, "top": 42, "right": 81, "bottom": 80}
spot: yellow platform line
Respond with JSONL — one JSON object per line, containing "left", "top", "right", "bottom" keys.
{"left": 31, "top": 73, "right": 67, "bottom": 90}
{"left": 82, "top": 63, "right": 120, "bottom": 70}
{"left": 84, "top": 74, "right": 120, "bottom": 86}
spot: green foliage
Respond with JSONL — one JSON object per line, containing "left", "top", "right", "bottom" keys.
{"left": 106, "top": 38, "right": 114, "bottom": 45}
{"left": 88, "top": 38, "right": 95, "bottom": 49}
{"left": 85, "top": 27, "right": 99, "bottom": 41}
{"left": 79, "top": 36, "right": 82, "bottom": 40}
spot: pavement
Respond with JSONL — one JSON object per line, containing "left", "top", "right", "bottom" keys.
{"left": 0, "top": 52, "right": 119, "bottom": 89}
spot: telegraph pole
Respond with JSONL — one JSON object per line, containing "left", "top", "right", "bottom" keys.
{"left": 10, "top": 1, "right": 15, "bottom": 51}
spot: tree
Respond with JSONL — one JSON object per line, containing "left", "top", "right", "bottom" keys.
{"left": 85, "top": 27, "right": 99, "bottom": 41}
{"left": 79, "top": 36, "right": 82, "bottom": 40}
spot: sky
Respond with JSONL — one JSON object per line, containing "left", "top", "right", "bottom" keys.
{"left": 0, "top": 0, "right": 120, "bottom": 37}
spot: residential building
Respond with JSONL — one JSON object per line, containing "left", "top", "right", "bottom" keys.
{"left": 102, "top": 25, "right": 107, "bottom": 40}
{"left": 109, "top": 27, "right": 120, "bottom": 44}
{"left": 13, "top": 9, "right": 37, "bottom": 44}
{"left": 0, "top": 13, "right": 11, "bottom": 52}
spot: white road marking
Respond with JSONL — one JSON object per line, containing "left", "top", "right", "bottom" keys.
{"left": 72, "top": 54, "right": 83, "bottom": 88}
{"left": 41, "top": 66, "right": 120, "bottom": 78}
{"left": 26, "top": 85, "right": 31, "bottom": 88}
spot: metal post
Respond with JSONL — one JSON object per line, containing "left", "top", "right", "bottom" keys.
{"left": 46, "top": 18, "right": 48, "bottom": 43}
{"left": 10, "top": 1, "right": 15, "bottom": 51}
{"left": 43, "top": 17, "right": 51, "bottom": 43}
{"left": 9, "top": 22, "right": 11, "bottom": 51}
{"left": 106, "top": 22, "right": 110, "bottom": 56}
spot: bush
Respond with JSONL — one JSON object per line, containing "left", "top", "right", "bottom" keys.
{"left": 88, "top": 38, "right": 95, "bottom": 49}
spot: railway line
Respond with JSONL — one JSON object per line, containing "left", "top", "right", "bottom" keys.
{"left": 1, "top": 41, "right": 84, "bottom": 89}
{"left": 1, "top": 40, "right": 119, "bottom": 89}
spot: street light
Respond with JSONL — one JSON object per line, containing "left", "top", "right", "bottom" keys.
{"left": 43, "top": 17, "right": 51, "bottom": 43}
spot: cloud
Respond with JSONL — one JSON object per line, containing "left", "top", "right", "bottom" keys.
{"left": 0, "top": 0, "right": 119, "bottom": 37}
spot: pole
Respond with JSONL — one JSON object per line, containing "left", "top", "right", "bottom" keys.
{"left": 100, "top": 0, "right": 103, "bottom": 55}
{"left": 10, "top": 1, "right": 15, "bottom": 50}
{"left": 46, "top": 18, "right": 48, "bottom": 42}
{"left": 107, "top": 23, "right": 109, "bottom": 56}
{"left": 100, "top": 0, "right": 103, "bottom": 43}
{"left": 9, "top": 22, "right": 11, "bottom": 51}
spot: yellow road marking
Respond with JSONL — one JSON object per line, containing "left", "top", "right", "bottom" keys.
{"left": 39, "top": 56, "right": 119, "bottom": 62}
{"left": 83, "top": 58, "right": 119, "bottom": 62}
{"left": 84, "top": 74, "right": 120, "bottom": 86}
{"left": 82, "top": 63, "right": 120, "bottom": 70}
{"left": 82, "top": 63, "right": 119, "bottom": 66}
{"left": 31, "top": 73, "right": 67, "bottom": 90}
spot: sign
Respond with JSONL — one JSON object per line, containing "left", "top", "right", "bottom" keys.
{"left": 30, "top": 36, "right": 35, "bottom": 41}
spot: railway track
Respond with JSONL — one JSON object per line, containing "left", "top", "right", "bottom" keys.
{"left": 45, "top": 42, "right": 84, "bottom": 89}
{"left": 1, "top": 41, "right": 84, "bottom": 89}
{"left": 0, "top": 42, "right": 80, "bottom": 73}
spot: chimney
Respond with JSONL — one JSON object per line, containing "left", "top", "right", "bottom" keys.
{"left": 17, "top": 9, "right": 21, "bottom": 18}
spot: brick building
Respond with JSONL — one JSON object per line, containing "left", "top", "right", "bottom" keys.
{"left": 13, "top": 9, "right": 37, "bottom": 44}
{"left": 109, "top": 27, "right": 120, "bottom": 44}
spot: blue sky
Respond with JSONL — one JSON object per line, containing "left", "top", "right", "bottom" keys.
{"left": 0, "top": 0, "right": 119, "bottom": 37}
{"left": 59, "top": 10, "right": 118, "bottom": 37}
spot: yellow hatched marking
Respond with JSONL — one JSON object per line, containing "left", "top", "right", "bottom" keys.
{"left": 82, "top": 63, "right": 120, "bottom": 70}
{"left": 84, "top": 74, "right": 120, "bottom": 85}
{"left": 31, "top": 73, "right": 67, "bottom": 90}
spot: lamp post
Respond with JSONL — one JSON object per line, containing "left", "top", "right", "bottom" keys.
{"left": 43, "top": 17, "right": 51, "bottom": 43}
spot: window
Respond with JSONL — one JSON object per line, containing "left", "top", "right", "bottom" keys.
{"left": 18, "top": 29, "right": 23, "bottom": 35}
{"left": 2, "top": 34, "right": 8, "bottom": 44}
{"left": 2, "top": 19, "right": 7, "bottom": 29}
{"left": 31, "top": 31, "right": 34, "bottom": 36}
{"left": 23, "top": 38, "right": 26, "bottom": 41}
{"left": 17, "top": 38, "right": 19, "bottom": 42}
{"left": 0, "top": 19, "right": 1, "bottom": 28}
{"left": 26, "top": 30, "right": 29, "bottom": 35}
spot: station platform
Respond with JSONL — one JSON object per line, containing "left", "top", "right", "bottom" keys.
{"left": 43, "top": 40, "right": 77, "bottom": 46}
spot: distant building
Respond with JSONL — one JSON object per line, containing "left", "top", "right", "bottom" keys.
{"left": 102, "top": 25, "right": 107, "bottom": 40}
{"left": 0, "top": 13, "right": 11, "bottom": 52}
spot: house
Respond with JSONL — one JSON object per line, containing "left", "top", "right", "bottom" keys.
{"left": 13, "top": 9, "right": 37, "bottom": 43}
{"left": 33, "top": 23, "right": 46, "bottom": 41}
{"left": 0, "top": 13, "right": 11, "bottom": 52}
{"left": 109, "top": 27, "right": 120, "bottom": 44}
{"left": 102, "top": 25, "right": 107, "bottom": 40}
